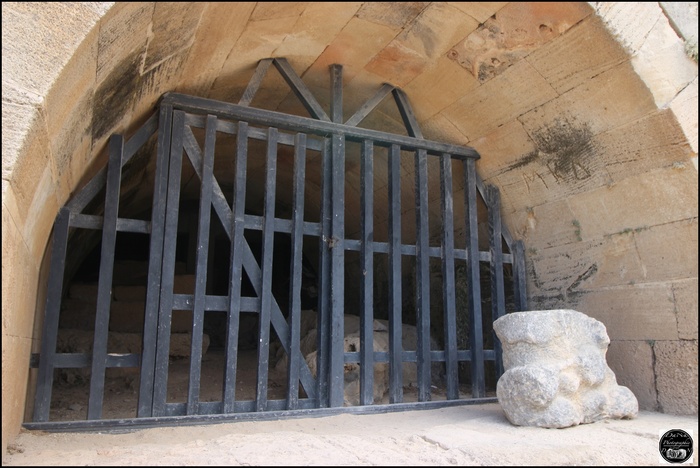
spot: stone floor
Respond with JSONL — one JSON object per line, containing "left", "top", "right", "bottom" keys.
{"left": 4, "top": 403, "right": 697, "bottom": 466}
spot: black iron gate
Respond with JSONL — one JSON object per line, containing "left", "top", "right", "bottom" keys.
{"left": 27, "top": 59, "right": 527, "bottom": 430}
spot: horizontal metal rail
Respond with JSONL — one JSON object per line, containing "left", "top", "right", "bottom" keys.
{"left": 161, "top": 93, "right": 479, "bottom": 159}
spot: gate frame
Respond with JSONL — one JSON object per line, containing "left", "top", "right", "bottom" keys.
{"left": 26, "top": 59, "right": 527, "bottom": 431}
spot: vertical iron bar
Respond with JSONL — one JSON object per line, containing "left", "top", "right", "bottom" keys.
{"left": 486, "top": 185, "right": 506, "bottom": 378}
{"left": 87, "top": 134, "right": 124, "bottom": 420}
{"left": 388, "top": 144, "right": 403, "bottom": 403}
{"left": 329, "top": 64, "right": 345, "bottom": 408}
{"left": 153, "top": 110, "right": 186, "bottom": 416}
{"left": 512, "top": 240, "right": 528, "bottom": 311}
{"left": 414, "top": 149, "right": 431, "bottom": 402}
{"left": 330, "top": 64, "right": 343, "bottom": 124}
{"left": 328, "top": 132, "right": 345, "bottom": 408}
{"left": 316, "top": 138, "right": 332, "bottom": 407}
{"left": 464, "top": 158, "right": 485, "bottom": 398}
{"left": 33, "top": 208, "right": 70, "bottom": 422}
{"left": 287, "top": 132, "right": 307, "bottom": 409}
{"left": 440, "top": 154, "right": 459, "bottom": 400}
{"left": 359, "top": 139, "right": 374, "bottom": 405}
{"left": 256, "top": 127, "right": 279, "bottom": 412}
{"left": 186, "top": 115, "right": 217, "bottom": 414}
{"left": 139, "top": 104, "right": 172, "bottom": 417}
{"left": 223, "top": 122, "right": 249, "bottom": 412}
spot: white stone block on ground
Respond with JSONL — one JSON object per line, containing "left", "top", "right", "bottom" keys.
{"left": 494, "top": 309, "right": 638, "bottom": 428}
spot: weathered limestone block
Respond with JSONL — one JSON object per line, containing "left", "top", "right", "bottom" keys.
{"left": 302, "top": 317, "right": 443, "bottom": 406}
{"left": 493, "top": 309, "right": 638, "bottom": 428}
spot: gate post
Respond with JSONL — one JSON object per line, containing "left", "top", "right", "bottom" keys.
{"left": 328, "top": 64, "right": 345, "bottom": 407}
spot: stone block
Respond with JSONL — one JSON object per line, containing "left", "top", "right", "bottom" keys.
{"left": 217, "top": 15, "right": 301, "bottom": 82}
{"left": 48, "top": 95, "right": 93, "bottom": 206}
{"left": 303, "top": 17, "right": 399, "bottom": 90}
{"left": 595, "top": 109, "right": 694, "bottom": 183}
{"left": 634, "top": 219, "right": 698, "bottom": 282}
{"left": 1, "top": 208, "right": 39, "bottom": 340}
{"left": 131, "top": 52, "right": 188, "bottom": 119}
{"left": 632, "top": 9, "right": 698, "bottom": 108}
{"left": 448, "top": 2, "right": 591, "bottom": 83}
{"left": 673, "top": 279, "right": 698, "bottom": 341}
{"left": 523, "top": 199, "right": 579, "bottom": 249}
{"left": 96, "top": 3, "right": 152, "bottom": 84}
{"left": 404, "top": 56, "right": 479, "bottom": 122}
{"left": 6, "top": 108, "right": 51, "bottom": 230}
{"left": 1, "top": 334, "right": 33, "bottom": 459}
{"left": 519, "top": 61, "right": 657, "bottom": 138}
{"left": 669, "top": 76, "right": 698, "bottom": 153}
{"left": 365, "top": 3, "right": 478, "bottom": 87}
{"left": 491, "top": 159, "right": 591, "bottom": 214}
{"left": 654, "top": 340, "right": 698, "bottom": 415}
{"left": 2, "top": 102, "right": 39, "bottom": 184}
{"left": 567, "top": 165, "right": 698, "bottom": 241}
{"left": 447, "top": 2, "right": 507, "bottom": 23}
{"left": 250, "top": 2, "right": 307, "bottom": 21}
{"left": 594, "top": 2, "right": 662, "bottom": 54}
{"left": 143, "top": 3, "right": 205, "bottom": 73}
{"left": 355, "top": 2, "right": 429, "bottom": 29}
{"left": 44, "top": 23, "right": 97, "bottom": 193}
{"left": 177, "top": 3, "right": 256, "bottom": 97}
{"left": 586, "top": 234, "right": 646, "bottom": 289}
{"left": 528, "top": 234, "right": 646, "bottom": 297}
{"left": 1, "top": 3, "right": 103, "bottom": 101}
{"left": 419, "top": 114, "right": 470, "bottom": 148}
{"left": 23, "top": 165, "right": 60, "bottom": 264}
{"left": 443, "top": 59, "right": 558, "bottom": 141}
{"left": 606, "top": 340, "right": 658, "bottom": 411}
{"left": 90, "top": 47, "right": 141, "bottom": 142}
{"left": 494, "top": 310, "right": 638, "bottom": 428}
{"left": 527, "top": 15, "right": 628, "bottom": 94}
{"left": 470, "top": 120, "right": 536, "bottom": 181}
{"left": 572, "top": 284, "right": 678, "bottom": 341}
{"left": 273, "top": 2, "right": 361, "bottom": 74}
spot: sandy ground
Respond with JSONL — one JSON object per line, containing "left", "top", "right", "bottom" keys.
{"left": 4, "top": 403, "right": 697, "bottom": 466}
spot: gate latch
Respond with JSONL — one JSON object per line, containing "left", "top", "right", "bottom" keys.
{"left": 323, "top": 235, "right": 340, "bottom": 249}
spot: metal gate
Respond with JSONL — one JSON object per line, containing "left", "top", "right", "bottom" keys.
{"left": 27, "top": 59, "right": 527, "bottom": 430}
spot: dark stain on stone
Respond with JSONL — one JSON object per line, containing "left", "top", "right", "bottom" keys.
{"left": 504, "top": 150, "right": 539, "bottom": 172}
{"left": 91, "top": 50, "right": 142, "bottom": 141}
{"left": 566, "top": 263, "right": 598, "bottom": 293}
{"left": 356, "top": 2, "right": 430, "bottom": 29}
{"left": 413, "top": 20, "right": 436, "bottom": 58}
{"left": 532, "top": 118, "right": 595, "bottom": 182}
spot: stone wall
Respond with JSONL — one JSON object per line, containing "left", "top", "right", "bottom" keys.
{"left": 2, "top": 2, "right": 697, "bottom": 457}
